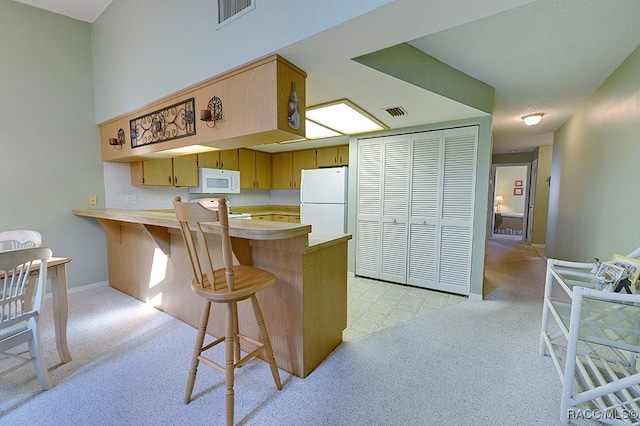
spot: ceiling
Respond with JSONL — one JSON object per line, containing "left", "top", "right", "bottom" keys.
{"left": 14, "top": 0, "right": 640, "bottom": 154}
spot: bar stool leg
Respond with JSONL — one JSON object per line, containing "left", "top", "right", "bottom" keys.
{"left": 185, "top": 300, "right": 211, "bottom": 404}
{"left": 225, "top": 303, "right": 236, "bottom": 426}
{"left": 251, "top": 295, "right": 282, "bottom": 390}
{"left": 231, "top": 301, "right": 241, "bottom": 363}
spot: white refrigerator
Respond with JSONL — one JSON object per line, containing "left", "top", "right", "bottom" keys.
{"left": 300, "top": 166, "right": 348, "bottom": 233}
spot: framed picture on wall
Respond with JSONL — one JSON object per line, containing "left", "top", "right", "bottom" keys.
{"left": 514, "top": 187, "right": 523, "bottom": 196}
{"left": 515, "top": 180, "right": 523, "bottom": 187}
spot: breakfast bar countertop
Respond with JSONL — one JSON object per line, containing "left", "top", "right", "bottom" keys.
{"left": 72, "top": 208, "right": 351, "bottom": 251}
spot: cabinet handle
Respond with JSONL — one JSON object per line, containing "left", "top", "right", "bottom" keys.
{"left": 334, "top": 156, "right": 337, "bottom": 164}
{"left": 220, "top": 161, "right": 223, "bottom": 169}
{"left": 174, "top": 176, "right": 178, "bottom": 185}
{"left": 216, "top": 160, "right": 219, "bottom": 168}
{"left": 168, "top": 176, "right": 172, "bottom": 184}
{"left": 339, "top": 156, "right": 343, "bottom": 164}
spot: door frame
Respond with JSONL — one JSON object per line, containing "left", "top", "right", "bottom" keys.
{"left": 489, "top": 162, "right": 531, "bottom": 240}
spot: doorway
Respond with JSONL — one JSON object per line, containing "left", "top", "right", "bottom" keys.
{"left": 490, "top": 164, "right": 531, "bottom": 240}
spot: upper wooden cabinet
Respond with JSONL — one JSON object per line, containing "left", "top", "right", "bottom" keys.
{"left": 131, "top": 154, "right": 199, "bottom": 187}
{"left": 272, "top": 149, "right": 317, "bottom": 189}
{"left": 271, "top": 152, "right": 293, "bottom": 189}
{"left": 99, "top": 55, "right": 306, "bottom": 163}
{"left": 292, "top": 149, "right": 316, "bottom": 188}
{"left": 197, "top": 149, "right": 239, "bottom": 170}
{"left": 239, "top": 149, "right": 271, "bottom": 189}
{"left": 316, "top": 145, "right": 349, "bottom": 167}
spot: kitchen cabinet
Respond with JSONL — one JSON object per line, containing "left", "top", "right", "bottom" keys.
{"left": 271, "top": 152, "right": 293, "bottom": 189}
{"left": 197, "top": 149, "right": 239, "bottom": 170}
{"left": 293, "top": 149, "right": 316, "bottom": 187}
{"left": 253, "top": 214, "right": 273, "bottom": 221}
{"left": 239, "top": 149, "right": 271, "bottom": 189}
{"left": 130, "top": 154, "right": 199, "bottom": 187}
{"left": 316, "top": 145, "right": 349, "bottom": 167}
{"left": 355, "top": 126, "right": 478, "bottom": 296}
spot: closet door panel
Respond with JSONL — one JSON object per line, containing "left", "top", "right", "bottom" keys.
{"left": 356, "top": 141, "right": 383, "bottom": 278}
{"left": 407, "top": 222, "right": 438, "bottom": 287}
{"left": 407, "top": 132, "right": 442, "bottom": 288}
{"left": 380, "top": 136, "right": 410, "bottom": 283}
{"left": 356, "top": 220, "right": 381, "bottom": 278}
{"left": 437, "top": 225, "right": 472, "bottom": 295}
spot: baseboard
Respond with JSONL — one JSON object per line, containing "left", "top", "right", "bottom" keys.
{"left": 45, "top": 280, "right": 109, "bottom": 299}
{"left": 468, "top": 293, "right": 483, "bottom": 301}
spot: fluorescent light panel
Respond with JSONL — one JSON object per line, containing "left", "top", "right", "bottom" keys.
{"left": 305, "top": 119, "right": 342, "bottom": 139}
{"left": 306, "top": 99, "right": 386, "bottom": 135}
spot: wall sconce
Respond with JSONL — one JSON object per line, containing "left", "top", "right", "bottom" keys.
{"left": 495, "top": 194, "right": 505, "bottom": 212}
{"left": 109, "top": 128, "right": 126, "bottom": 150}
{"left": 522, "top": 113, "right": 544, "bottom": 126}
{"left": 200, "top": 96, "right": 223, "bottom": 128}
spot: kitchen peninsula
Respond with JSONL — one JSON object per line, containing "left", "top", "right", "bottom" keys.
{"left": 73, "top": 208, "right": 350, "bottom": 378}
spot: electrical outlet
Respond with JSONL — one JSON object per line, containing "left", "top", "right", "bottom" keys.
{"left": 127, "top": 195, "right": 137, "bottom": 204}
{"left": 88, "top": 195, "right": 97, "bottom": 206}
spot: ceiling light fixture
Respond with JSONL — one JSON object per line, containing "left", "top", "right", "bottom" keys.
{"left": 522, "top": 113, "right": 544, "bottom": 126}
{"left": 306, "top": 99, "right": 387, "bottom": 137}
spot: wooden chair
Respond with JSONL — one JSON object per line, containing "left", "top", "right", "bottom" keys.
{"left": 0, "top": 247, "right": 53, "bottom": 390}
{"left": 173, "top": 197, "right": 282, "bottom": 426}
{"left": 0, "top": 230, "right": 42, "bottom": 251}
{"left": 0, "top": 230, "right": 43, "bottom": 312}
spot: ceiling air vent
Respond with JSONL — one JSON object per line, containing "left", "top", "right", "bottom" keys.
{"left": 384, "top": 106, "right": 407, "bottom": 118}
{"left": 218, "top": 0, "right": 254, "bottom": 26}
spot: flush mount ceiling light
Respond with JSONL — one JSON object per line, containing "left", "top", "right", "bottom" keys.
{"left": 306, "top": 99, "right": 387, "bottom": 138}
{"left": 522, "top": 113, "right": 544, "bottom": 126}
{"left": 305, "top": 119, "right": 342, "bottom": 139}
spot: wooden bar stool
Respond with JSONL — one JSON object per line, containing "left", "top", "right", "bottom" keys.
{"left": 173, "top": 197, "right": 282, "bottom": 426}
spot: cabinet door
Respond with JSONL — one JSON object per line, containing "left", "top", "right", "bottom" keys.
{"left": 271, "top": 152, "right": 293, "bottom": 189}
{"left": 316, "top": 147, "right": 337, "bottom": 167}
{"left": 143, "top": 158, "right": 173, "bottom": 186}
{"left": 173, "top": 154, "right": 198, "bottom": 187}
{"left": 292, "top": 149, "right": 316, "bottom": 188}
{"left": 337, "top": 145, "right": 349, "bottom": 165}
{"left": 219, "top": 149, "right": 239, "bottom": 171}
{"left": 255, "top": 151, "right": 271, "bottom": 189}
{"left": 239, "top": 149, "right": 256, "bottom": 189}
{"left": 197, "top": 151, "right": 220, "bottom": 169}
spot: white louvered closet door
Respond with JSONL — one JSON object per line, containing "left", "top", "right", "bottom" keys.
{"left": 380, "top": 135, "right": 410, "bottom": 284}
{"left": 407, "top": 131, "right": 443, "bottom": 288}
{"left": 356, "top": 141, "right": 382, "bottom": 278}
{"left": 438, "top": 126, "right": 477, "bottom": 294}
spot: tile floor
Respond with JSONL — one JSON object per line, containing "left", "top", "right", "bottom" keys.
{"left": 342, "top": 275, "right": 467, "bottom": 341}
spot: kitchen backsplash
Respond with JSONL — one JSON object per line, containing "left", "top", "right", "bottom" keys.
{"left": 103, "top": 162, "right": 300, "bottom": 209}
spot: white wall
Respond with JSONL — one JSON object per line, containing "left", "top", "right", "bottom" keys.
{"left": 91, "top": 0, "right": 392, "bottom": 123}
{"left": 547, "top": 44, "right": 640, "bottom": 261}
{"left": 0, "top": 1, "right": 107, "bottom": 288}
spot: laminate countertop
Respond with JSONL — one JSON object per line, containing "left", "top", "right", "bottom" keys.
{"left": 72, "top": 208, "right": 350, "bottom": 251}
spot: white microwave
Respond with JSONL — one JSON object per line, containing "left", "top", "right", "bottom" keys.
{"left": 188, "top": 168, "right": 240, "bottom": 194}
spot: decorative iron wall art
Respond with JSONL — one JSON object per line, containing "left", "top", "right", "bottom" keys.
{"left": 130, "top": 97, "right": 196, "bottom": 148}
